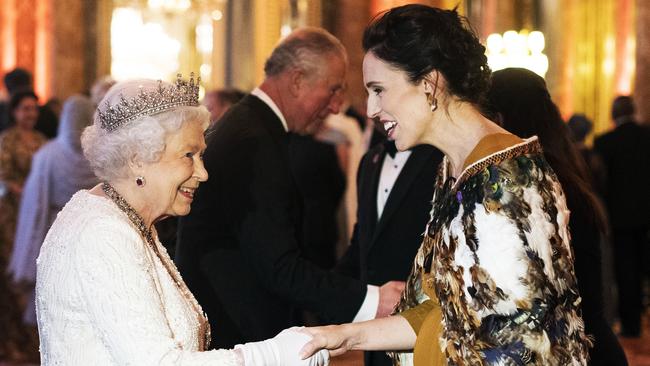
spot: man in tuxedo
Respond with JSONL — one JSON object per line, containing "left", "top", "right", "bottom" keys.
{"left": 337, "top": 131, "right": 443, "bottom": 366}
{"left": 175, "top": 27, "right": 403, "bottom": 349}
{"left": 594, "top": 96, "right": 650, "bottom": 338}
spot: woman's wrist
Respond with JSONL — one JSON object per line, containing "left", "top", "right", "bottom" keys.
{"left": 340, "top": 323, "right": 363, "bottom": 351}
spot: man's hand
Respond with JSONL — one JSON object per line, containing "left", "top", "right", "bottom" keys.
{"left": 375, "top": 281, "right": 405, "bottom": 318}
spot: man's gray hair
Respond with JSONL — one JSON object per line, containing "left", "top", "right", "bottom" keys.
{"left": 264, "top": 27, "right": 347, "bottom": 78}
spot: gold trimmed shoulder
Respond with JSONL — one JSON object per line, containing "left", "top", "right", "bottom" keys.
{"left": 453, "top": 137, "right": 542, "bottom": 190}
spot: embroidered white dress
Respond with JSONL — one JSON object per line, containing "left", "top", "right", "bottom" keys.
{"left": 36, "top": 190, "right": 240, "bottom": 365}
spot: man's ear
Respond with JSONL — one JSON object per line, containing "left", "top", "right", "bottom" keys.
{"left": 288, "top": 68, "right": 304, "bottom": 97}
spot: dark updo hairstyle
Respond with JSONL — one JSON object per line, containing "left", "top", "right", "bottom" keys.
{"left": 362, "top": 4, "right": 491, "bottom": 106}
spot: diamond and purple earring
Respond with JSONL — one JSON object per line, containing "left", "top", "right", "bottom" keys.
{"left": 135, "top": 176, "right": 146, "bottom": 187}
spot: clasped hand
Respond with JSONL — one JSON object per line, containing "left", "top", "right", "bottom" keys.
{"left": 236, "top": 327, "right": 329, "bottom": 366}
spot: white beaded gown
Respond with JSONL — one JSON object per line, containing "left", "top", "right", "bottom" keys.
{"left": 35, "top": 190, "right": 240, "bottom": 365}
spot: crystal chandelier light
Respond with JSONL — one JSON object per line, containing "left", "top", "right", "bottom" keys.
{"left": 486, "top": 30, "right": 549, "bottom": 78}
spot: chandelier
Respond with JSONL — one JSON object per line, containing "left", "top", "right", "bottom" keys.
{"left": 485, "top": 30, "right": 549, "bottom": 78}
{"left": 147, "top": 0, "right": 192, "bottom": 12}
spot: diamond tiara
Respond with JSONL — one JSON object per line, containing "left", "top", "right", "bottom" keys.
{"left": 98, "top": 73, "right": 200, "bottom": 132}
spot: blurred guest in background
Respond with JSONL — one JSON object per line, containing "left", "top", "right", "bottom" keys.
{"left": 594, "top": 95, "right": 650, "bottom": 338}
{"left": 9, "top": 95, "right": 98, "bottom": 326}
{"left": 0, "top": 68, "right": 34, "bottom": 132}
{"left": 204, "top": 88, "right": 245, "bottom": 126}
{"left": 0, "top": 89, "right": 46, "bottom": 363}
{"left": 44, "top": 98, "right": 63, "bottom": 119}
{"left": 567, "top": 113, "right": 607, "bottom": 195}
{"left": 90, "top": 76, "right": 116, "bottom": 107}
{"left": 0, "top": 90, "right": 47, "bottom": 259}
{"left": 486, "top": 67, "right": 627, "bottom": 365}
{"left": 0, "top": 68, "right": 58, "bottom": 138}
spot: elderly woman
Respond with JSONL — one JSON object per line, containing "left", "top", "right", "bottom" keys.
{"left": 301, "top": 5, "right": 591, "bottom": 366}
{"left": 9, "top": 95, "right": 98, "bottom": 326}
{"left": 35, "top": 77, "right": 328, "bottom": 366}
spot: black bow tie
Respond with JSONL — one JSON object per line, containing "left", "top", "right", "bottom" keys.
{"left": 384, "top": 140, "right": 397, "bottom": 158}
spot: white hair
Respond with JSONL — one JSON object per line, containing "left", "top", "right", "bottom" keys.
{"left": 82, "top": 105, "right": 209, "bottom": 182}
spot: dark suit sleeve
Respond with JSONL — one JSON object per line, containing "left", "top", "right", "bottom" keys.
{"left": 335, "top": 223, "right": 361, "bottom": 279}
{"left": 592, "top": 136, "right": 606, "bottom": 161}
{"left": 234, "top": 131, "right": 367, "bottom": 323}
{"left": 335, "top": 151, "right": 372, "bottom": 279}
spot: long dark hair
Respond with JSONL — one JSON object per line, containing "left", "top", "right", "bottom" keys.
{"left": 485, "top": 68, "right": 607, "bottom": 232}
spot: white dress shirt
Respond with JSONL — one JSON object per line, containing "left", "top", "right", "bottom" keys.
{"left": 377, "top": 150, "right": 412, "bottom": 219}
{"left": 352, "top": 149, "right": 412, "bottom": 322}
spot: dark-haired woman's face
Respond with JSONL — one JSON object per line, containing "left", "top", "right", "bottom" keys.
{"left": 13, "top": 97, "right": 39, "bottom": 130}
{"left": 363, "top": 52, "right": 432, "bottom": 151}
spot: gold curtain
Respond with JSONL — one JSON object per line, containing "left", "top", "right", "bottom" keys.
{"left": 1, "top": 0, "right": 102, "bottom": 101}
{"left": 371, "top": 0, "right": 462, "bottom": 16}
{"left": 555, "top": 0, "right": 635, "bottom": 135}
{"left": 634, "top": 0, "right": 648, "bottom": 124}
{"left": 306, "top": 0, "right": 323, "bottom": 27}
{"left": 253, "top": 0, "right": 282, "bottom": 86}
{"left": 250, "top": 0, "right": 324, "bottom": 86}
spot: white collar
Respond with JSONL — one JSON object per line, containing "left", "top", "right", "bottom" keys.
{"left": 251, "top": 87, "right": 288, "bottom": 132}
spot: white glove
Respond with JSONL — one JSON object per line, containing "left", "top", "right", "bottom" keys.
{"left": 235, "top": 327, "right": 329, "bottom": 366}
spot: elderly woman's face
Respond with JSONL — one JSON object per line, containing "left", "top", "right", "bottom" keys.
{"left": 363, "top": 52, "right": 432, "bottom": 151}
{"left": 141, "top": 121, "right": 208, "bottom": 218}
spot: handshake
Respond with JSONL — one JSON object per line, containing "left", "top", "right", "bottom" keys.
{"left": 235, "top": 327, "right": 328, "bottom": 366}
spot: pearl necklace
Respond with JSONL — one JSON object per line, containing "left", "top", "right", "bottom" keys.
{"left": 101, "top": 182, "right": 211, "bottom": 350}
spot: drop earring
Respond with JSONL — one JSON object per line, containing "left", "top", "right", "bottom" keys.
{"left": 427, "top": 92, "right": 438, "bottom": 112}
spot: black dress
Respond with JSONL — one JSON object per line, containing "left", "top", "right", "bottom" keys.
{"left": 568, "top": 194, "right": 628, "bottom": 366}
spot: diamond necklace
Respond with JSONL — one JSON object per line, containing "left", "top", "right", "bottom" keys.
{"left": 101, "top": 182, "right": 211, "bottom": 350}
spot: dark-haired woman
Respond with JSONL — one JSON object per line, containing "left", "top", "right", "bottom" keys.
{"left": 0, "top": 90, "right": 45, "bottom": 362}
{"left": 486, "top": 68, "right": 627, "bottom": 366}
{"left": 300, "top": 5, "right": 591, "bottom": 366}
{"left": 0, "top": 90, "right": 46, "bottom": 258}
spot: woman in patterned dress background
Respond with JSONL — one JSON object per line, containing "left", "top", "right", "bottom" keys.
{"left": 0, "top": 89, "right": 46, "bottom": 362}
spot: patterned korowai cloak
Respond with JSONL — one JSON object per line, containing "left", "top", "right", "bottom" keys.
{"left": 394, "top": 137, "right": 591, "bottom": 366}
